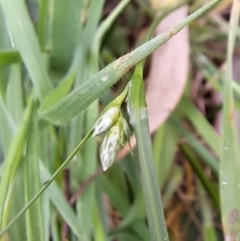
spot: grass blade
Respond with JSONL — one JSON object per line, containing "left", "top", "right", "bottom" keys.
{"left": 25, "top": 110, "right": 44, "bottom": 241}
{"left": 0, "top": 95, "right": 34, "bottom": 231}
{"left": 8, "top": 168, "right": 26, "bottom": 241}
{"left": 153, "top": 123, "right": 178, "bottom": 188}
{"left": 179, "top": 97, "right": 220, "bottom": 155}
{"left": 39, "top": 0, "right": 221, "bottom": 123}
{"left": 37, "top": 0, "right": 48, "bottom": 50}
{"left": 128, "top": 63, "right": 168, "bottom": 241}
{"left": 0, "top": 95, "right": 16, "bottom": 155}
{"left": 50, "top": 0, "right": 83, "bottom": 71}
{"left": 0, "top": 129, "right": 93, "bottom": 237}
{"left": 0, "top": 50, "right": 21, "bottom": 65}
{"left": 39, "top": 162, "right": 87, "bottom": 241}
{"left": 6, "top": 64, "right": 24, "bottom": 125}
{"left": 198, "top": 181, "right": 218, "bottom": 241}
{"left": 170, "top": 117, "right": 219, "bottom": 174}
{"left": 220, "top": 1, "right": 240, "bottom": 239}
{"left": 180, "top": 144, "right": 219, "bottom": 208}
{"left": 92, "top": 0, "right": 130, "bottom": 58}
{"left": 0, "top": 0, "right": 53, "bottom": 101}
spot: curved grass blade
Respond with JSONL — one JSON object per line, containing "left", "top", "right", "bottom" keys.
{"left": 39, "top": 0, "right": 221, "bottom": 124}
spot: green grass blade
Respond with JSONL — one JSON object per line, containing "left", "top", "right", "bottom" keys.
{"left": 220, "top": 1, "right": 240, "bottom": 239}
{"left": 41, "top": 193, "right": 50, "bottom": 241}
{"left": 128, "top": 63, "right": 169, "bottom": 241}
{"left": 0, "top": 6, "right": 12, "bottom": 97}
{"left": 37, "top": 0, "right": 48, "bottom": 50}
{"left": 69, "top": 1, "right": 105, "bottom": 238}
{"left": 0, "top": 7, "right": 11, "bottom": 50}
{"left": 77, "top": 104, "right": 97, "bottom": 239}
{"left": 69, "top": 1, "right": 129, "bottom": 237}
{"left": 170, "top": 117, "right": 219, "bottom": 174}
{"left": 0, "top": 95, "right": 34, "bottom": 230}
{"left": 162, "top": 166, "right": 184, "bottom": 207}
{"left": 0, "top": 95, "right": 16, "bottom": 155}
{"left": 51, "top": 213, "right": 60, "bottom": 241}
{"left": 8, "top": 168, "right": 26, "bottom": 241}
{"left": 180, "top": 144, "right": 219, "bottom": 208}
{"left": 153, "top": 123, "right": 178, "bottom": 189}
{"left": 100, "top": 174, "right": 129, "bottom": 215}
{"left": 93, "top": 205, "right": 108, "bottom": 241}
{"left": 50, "top": 0, "right": 83, "bottom": 71}
{"left": 111, "top": 232, "right": 143, "bottom": 241}
{"left": 198, "top": 181, "right": 218, "bottom": 241}
{"left": 39, "top": 0, "right": 221, "bottom": 123}
{"left": 0, "top": 50, "right": 21, "bottom": 65}
{"left": 179, "top": 97, "right": 220, "bottom": 155}
{"left": 196, "top": 54, "right": 240, "bottom": 102}
{"left": 71, "top": 0, "right": 104, "bottom": 82}
{"left": 40, "top": 70, "right": 76, "bottom": 123}
{"left": 92, "top": 0, "right": 130, "bottom": 58}
{"left": 6, "top": 64, "right": 24, "bottom": 125}
{"left": 0, "top": 129, "right": 93, "bottom": 237}
{"left": 131, "top": 220, "right": 151, "bottom": 241}
{"left": 39, "top": 162, "right": 87, "bottom": 241}
{"left": 25, "top": 111, "right": 44, "bottom": 241}
{"left": 0, "top": 0, "right": 53, "bottom": 101}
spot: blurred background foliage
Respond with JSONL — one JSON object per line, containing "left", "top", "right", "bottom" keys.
{"left": 0, "top": 0, "right": 239, "bottom": 240}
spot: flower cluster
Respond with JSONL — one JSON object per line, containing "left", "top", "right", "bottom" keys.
{"left": 92, "top": 85, "right": 129, "bottom": 171}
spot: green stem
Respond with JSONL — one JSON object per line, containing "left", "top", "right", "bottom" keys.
{"left": 0, "top": 129, "right": 93, "bottom": 237}
{"left": 128, "top": 63, "right": 169, "bottom": 241}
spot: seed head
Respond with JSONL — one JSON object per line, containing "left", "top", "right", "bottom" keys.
{"left": 100, "top": 117, "right": 129, "bottom": 171}
{"left": 92, "top": 107, "right": 120, "bottom": 137}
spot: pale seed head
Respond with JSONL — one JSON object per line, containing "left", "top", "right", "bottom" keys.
{"left": 92, "top": 107, "right": 120, "bottom": 137}
{"left": 99, "top": 117, "right": 129, "bottom": 171}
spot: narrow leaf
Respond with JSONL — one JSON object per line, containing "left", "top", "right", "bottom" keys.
{"left": 220, "top": 1, "right": 240, "bottom": 239}
{"left": 25, "top": 111, "right": 44, "bottom": 241}
{"left": 128, "top": 63, "right": 169, "bottom": 241}
{"left": 0, "top": 0, "right": 53, "bottom": 101}
{"left": 0, "top": 96, "right": 34, "bottom": 229}
{"left": 0, "top": 130, "right": 93, "bottom": 237}
{"left": 39, "top": 0, "right": 221, "bottom": 123}
{"left": 0, "top": 50, "right": 21, "bottom": 65}
{"left": 39, "top": 162, "right": 87, "bottom": 241}
{"left": 0, "top": 96, "right": 16, "bottom": 155}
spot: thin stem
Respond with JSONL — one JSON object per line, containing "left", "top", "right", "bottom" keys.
{"left": 0, "top": 130, "right": 93, "bottom": 237}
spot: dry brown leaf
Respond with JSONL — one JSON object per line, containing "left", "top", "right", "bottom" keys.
{"left": 118, "top": 5, "right": 189, "bottom": 159}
